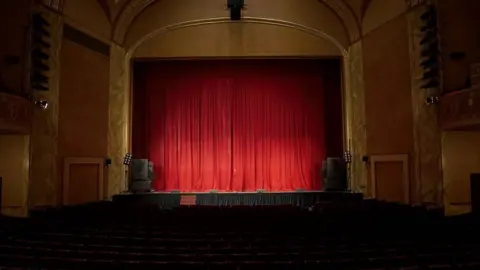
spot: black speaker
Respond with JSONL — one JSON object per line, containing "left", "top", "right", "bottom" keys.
{"left": 130, "top": 180, "right": 153, "bottom": 193}
{"left": 227, "top": 0, "right": 243, "bottom": 20}
{"left": 230, "top": 8, "right": 241, "bottom": 20}
{"left": 131, "top": 159, "right": 152, "bottom": 181}
{"left": 471, "top": 173, "right": 480, "bottom": 215}
{"left": 322, "top": 157, "right": 347, "bottom": 191}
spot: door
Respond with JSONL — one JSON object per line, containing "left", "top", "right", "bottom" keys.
{"left": 63, "top": 157, "right": 104, "bottom": 205}
{"left": 370, "top": 154, "right": 410, "bottom": 203}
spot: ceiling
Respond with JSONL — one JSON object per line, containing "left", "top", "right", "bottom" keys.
{"left": 96, "top": 0, "right": 373, "bottom": 24}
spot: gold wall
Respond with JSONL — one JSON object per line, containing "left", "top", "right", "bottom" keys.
{"left": 40, "top": 0, "right": 439, "bottom": 206}
{"left": 362, "top": 13, "right": 416, "bottom": 201}
{"left": 363, "top": 14, "right": 413, "bottom": 158}
{"left": 442, "top": 131, "right": 480, "bottom": 215}
{"left": 63, "top": 0, "right": 111, "bottom": 41}
{"left": 107, "top": 44, "right": 129, "bottom": 197}
{"left": 29, "top": 6, "right": 63, "bottom": 208}
{"left": 0, "top": 0, "right": 32, "bottom": 95}
{"left": 124, "top": 0, "right": 350, "bottom": 49}
{"left": 406, "top": 5, "right": 442, "bottom": 205}
{"left": 346, "top": 40, "right": 367, "bottom": 194}
{"left": 134, "top": 24, "right": 343, "bottom": 58}
{"left": 1, "top": 0, "right": 469, "bottom": 212}
{"left": 58, "top": 39, "right": 110, "bottom": 203}
{"left": 0, "top": 135, "right": 30, "bottom": 217}
{"left": 437, "top": 0, "right": 480, "bottom": 214}
{"left": 438, "top": 0, "right": 480, "bottom": 93}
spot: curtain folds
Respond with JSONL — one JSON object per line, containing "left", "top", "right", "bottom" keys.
{"left": 134, "top": 60, "right": 335, "bottom": 192}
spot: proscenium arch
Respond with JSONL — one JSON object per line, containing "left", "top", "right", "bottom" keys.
{"left": 125, "top": 17, "right": 353, "bottom": 156}
{"left": 113, "top": 0, "right": 360, "bottom": 44}
{"left": 127, "top": 18, "right": 348, "bottom": 57}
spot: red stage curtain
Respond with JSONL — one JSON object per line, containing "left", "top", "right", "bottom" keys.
{"left": 134, "top": 60, "right": 332, "bottom": 192}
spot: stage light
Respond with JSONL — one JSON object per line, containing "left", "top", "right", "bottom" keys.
{"left": 122, "top": 153, "right": 133, "bottom": 193}
{"left": 123, "top": 153, "right": 133, "bottom": 165}
{"left": 33, "top": 100, "right": 49, "bottom": 110}
{"left": 343, "top": 151, "right": 352, "bottom": 164}
{"left": 227, "top": 0, "right": 244, "bottom": 21}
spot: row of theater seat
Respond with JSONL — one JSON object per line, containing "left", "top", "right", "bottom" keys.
{"left": 0, "top": 201, "right": 478, "bottom": 269}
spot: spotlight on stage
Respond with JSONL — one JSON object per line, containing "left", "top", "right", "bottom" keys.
{"left": 227, "top": 0, "right": 244, "bottom": 21}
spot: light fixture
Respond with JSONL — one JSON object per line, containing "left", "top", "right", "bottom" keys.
{"left": 123, "top": 153, "right": 133, "bottom": 165}
{"left": 227, "top": 0, "right": 244, "bottom": 21}
{"left": 343, "top": 151, "right": 352, "bottom": 164}
{"left": 425, "top": 96, "right": 439, "bottom": 105}
{"left": 33, "top": 100, "right": 49, "bottom": 109}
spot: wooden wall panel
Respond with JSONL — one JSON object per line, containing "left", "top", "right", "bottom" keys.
{"left": 0, "top": 0, "right": 32, "bottom": 95}
{"left": 58, "top": 39, "right": 109, "bottom": 157}
{"left": 370, "top": 154, "right": 410, "bottom": 203}
{"left": 63, "top": 157, "right": 104, "bottom": 205}
{"left": 0, "top": 135, "right": 30, "bottom": 217}
{"left": 363, "top": 15, "right": 414, "bottom": 156}
{"left": 442, "top": 132, "right": 480, "bottom": 215}
{"left": 438, "top": 0, "right": 480, "bottom": 93}
{"left": 58, "top": 38, "right": 110, "bottom": 204}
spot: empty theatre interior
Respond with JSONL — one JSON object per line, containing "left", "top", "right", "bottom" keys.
{"left": 1, "top": 0, "right": 480, "bottom": 269}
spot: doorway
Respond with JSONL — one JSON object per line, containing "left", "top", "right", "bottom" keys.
{"left": 0, "top": 134, "right": 30, "bottom": 217}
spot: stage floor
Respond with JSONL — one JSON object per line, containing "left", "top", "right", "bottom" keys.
{"left": 112, "top": 191, "right": 362, "bottom": 208}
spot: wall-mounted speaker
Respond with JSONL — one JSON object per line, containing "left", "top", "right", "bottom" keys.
{"left": 419, "top": 5, "right": 440, "bottom": 90}
{"left": 30, "top": 13, "right": 51, "bottom": 92}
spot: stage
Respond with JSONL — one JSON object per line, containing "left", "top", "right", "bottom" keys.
{"left": 112, "top": 191, "right": 362, "bottom": 208}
